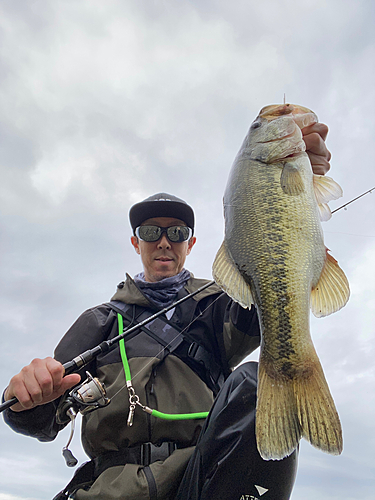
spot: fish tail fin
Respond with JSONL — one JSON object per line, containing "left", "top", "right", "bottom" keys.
{"left": 256, "top": 358, "right": 343, "bottom": 460}
{"left": 256, "top": 360, "right": 302, "bottom": 460}
{"left": 296, "top": 362, "right": 343, "bottom": 456}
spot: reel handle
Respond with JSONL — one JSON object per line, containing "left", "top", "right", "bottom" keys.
{"left": 62, "top": 448, "right": 78, "bottom": 467}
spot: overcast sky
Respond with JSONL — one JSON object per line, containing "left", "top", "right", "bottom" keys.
{"left": 0, "top": 1, "right": 374, "bottom": 499}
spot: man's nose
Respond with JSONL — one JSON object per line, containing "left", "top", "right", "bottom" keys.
{"left": 157, "top": 234, "right": 171, "bottom": 249}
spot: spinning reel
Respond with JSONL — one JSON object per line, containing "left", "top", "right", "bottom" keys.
{"left": 56, "top": 372, "right": 110, "bottom": 467}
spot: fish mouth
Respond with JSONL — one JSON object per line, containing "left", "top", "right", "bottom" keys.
{"left": 259, "top": 104, "right": 318, "bottom": 129}
{"left": 259, "top": 103, "right": 314, "bottom": 118}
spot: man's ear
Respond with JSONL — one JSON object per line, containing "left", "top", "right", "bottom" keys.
{"left": 186, "top": 236, "right": 196, "bottom": 255}
{"left": 131, "top": 236, "right": 141, "bottom": 255}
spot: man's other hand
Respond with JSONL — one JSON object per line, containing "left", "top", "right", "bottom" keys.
{"left": 302, "top": 122, "right": 331, "bottom": 175}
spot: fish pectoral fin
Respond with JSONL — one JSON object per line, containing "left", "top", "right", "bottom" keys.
{"left": 280, "top": 162, "right": 305, "bottom": 196}
{"left": 212, "top": 241, "right": 254, "bottom": 309}
{"left": 313, "top": 175, "right": 343, "bottom": 203}
{"left": 310, "top": 250, "right": 350, "bottom": 318}
{"left": 313, "top": 175, "right": 343, "bottom": 221}
{"left": 316, "top": 202, "right": 332, "bottom": 222}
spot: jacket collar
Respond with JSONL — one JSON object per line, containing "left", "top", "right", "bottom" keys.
{"left": 111, "top": 273, "right": 223, "bottom": 306}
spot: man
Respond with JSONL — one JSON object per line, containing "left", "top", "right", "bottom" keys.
{"left": 3, "top": 124, "right": 331, "bottom": 499}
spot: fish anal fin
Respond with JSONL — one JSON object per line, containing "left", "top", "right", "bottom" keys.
{"left": 280, "top": 162, "right": 305, "bottom": 196}
{"left": 311, "top": 250, "right": 350, "bottom": 318}
{"left": 212, "top": 241, "right": 254, "bottom": 309}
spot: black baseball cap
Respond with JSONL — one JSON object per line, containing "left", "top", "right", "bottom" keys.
{"left": 129, "top": 193, "right": 195, "bottom": 233}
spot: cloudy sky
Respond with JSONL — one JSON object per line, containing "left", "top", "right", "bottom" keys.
{"left": 0, "top": 0, "right": 374, "bottom": 498}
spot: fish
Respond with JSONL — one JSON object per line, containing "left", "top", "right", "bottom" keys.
{"left": 212, "top": 103, "right": 350, "bottom": 460}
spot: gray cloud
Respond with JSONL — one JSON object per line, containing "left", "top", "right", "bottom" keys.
{"left": 0, "top": 1, "right": 374, "bottom": 498}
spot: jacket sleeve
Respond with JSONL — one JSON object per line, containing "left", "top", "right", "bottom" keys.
{"left": 2, "top": 393, "right": 63, "bottom": 442}
{"left": 2, "top": 305, "right": 116, "bottom": 442}
{"left": 223, "top": 300, "right": 261, "bottom": 369}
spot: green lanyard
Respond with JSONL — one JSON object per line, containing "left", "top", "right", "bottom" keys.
{"left": 118, "top": 313, "right": 209, "bottom": 424}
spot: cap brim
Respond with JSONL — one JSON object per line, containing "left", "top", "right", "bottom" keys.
{"left": 129, "top": 200, "right": 194, "bottom": 232}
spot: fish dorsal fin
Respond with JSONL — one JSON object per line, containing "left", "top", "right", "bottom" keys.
{"left": 311, "top": 250, "right": 350, "bottom": 318}
{"left": 280, "top": 162, "right": 305, "bottom": 196}
{"left": 313, "top": 175, "right": 343, "bottom": 221}
{"left": 212, "top": 241, "right": 254, "bottom": 309}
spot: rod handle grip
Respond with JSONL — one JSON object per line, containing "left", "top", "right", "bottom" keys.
{"left": 0, "top": 396, "right": 18, "bottom": 413}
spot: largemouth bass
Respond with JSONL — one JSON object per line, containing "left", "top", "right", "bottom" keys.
{"left": 213, "top": 103, "right": 350, "bottom": 460}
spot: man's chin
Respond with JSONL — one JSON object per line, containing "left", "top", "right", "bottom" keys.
{"left": 146, "top": 269, "right": 177, "bottom": 282}
{"left": 155, "top": 275, "right": 172, "bottom": 282}
{"left": 154, "top": 263, "right": 177, "bottom": 278}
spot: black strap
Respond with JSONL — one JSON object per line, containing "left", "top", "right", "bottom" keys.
{"left": 52, "top": 460, "right": 96, "bottom": 499}
{"left": 109, "top": 300, "right": 186, "bottom": 354}
{"left": 174, "top": 340, "right": 225, "bottom": 396}
{"left": 107, "top": 300, "right": 225, "bottom": 396}
{"left": 143, "top": 466, "right": 158, "bottom": 500}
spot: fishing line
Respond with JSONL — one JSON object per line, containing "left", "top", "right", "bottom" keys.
{"left": 119, "top": 183, "right": 374, "bottom": 395}
{"left": 76, "top": 186, "right": 375, "bottom": 416}
{"left": 111, "top": 183, "right": 375, "bottom": 404}
{"left": 108, "top": 291, "right": 226, "bottom": 403}
{"left": 325, "top": 231, "right": 375, "bottom": 238}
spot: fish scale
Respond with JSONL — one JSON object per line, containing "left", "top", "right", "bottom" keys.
{"left": 235, "top": 159, "right": 323, "bottom": 369}
{"left": 213, "top": 103, "right": 350, "bottom": 460}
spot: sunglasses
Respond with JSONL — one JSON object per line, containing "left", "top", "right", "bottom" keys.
{"left": 135, "top": 225, "right": 193, "bottom": 243}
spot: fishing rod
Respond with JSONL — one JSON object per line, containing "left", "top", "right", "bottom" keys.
{"left": 2, "top": 186, "right": 372, "bottom": 414}
{"left": 331, "top": 187, "right": 374, "bottom": 214}
{"left": 0, "top": 279, "right": 216, "bottom": 414}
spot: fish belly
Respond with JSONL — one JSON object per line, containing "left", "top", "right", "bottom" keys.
{"left": 223, "top": 156, "right": 343, "bottom": 460}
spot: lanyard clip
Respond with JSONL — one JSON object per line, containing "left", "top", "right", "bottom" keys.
{"left": 126, "top": 382, "right": 141, "bottom": 427}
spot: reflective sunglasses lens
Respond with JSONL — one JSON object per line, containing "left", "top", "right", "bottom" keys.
{"left": 136, "top": 226, "right": 161, "bottom": 242}
{"left": 167, "top": 226, "right": 192, "bottom": 242}
{"left": 136, "top": 225, "right": 192, "bottom": 242}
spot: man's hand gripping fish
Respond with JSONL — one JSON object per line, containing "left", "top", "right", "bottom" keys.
{"left": 213, "top": 104, "right": 350, "bottom": 461}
